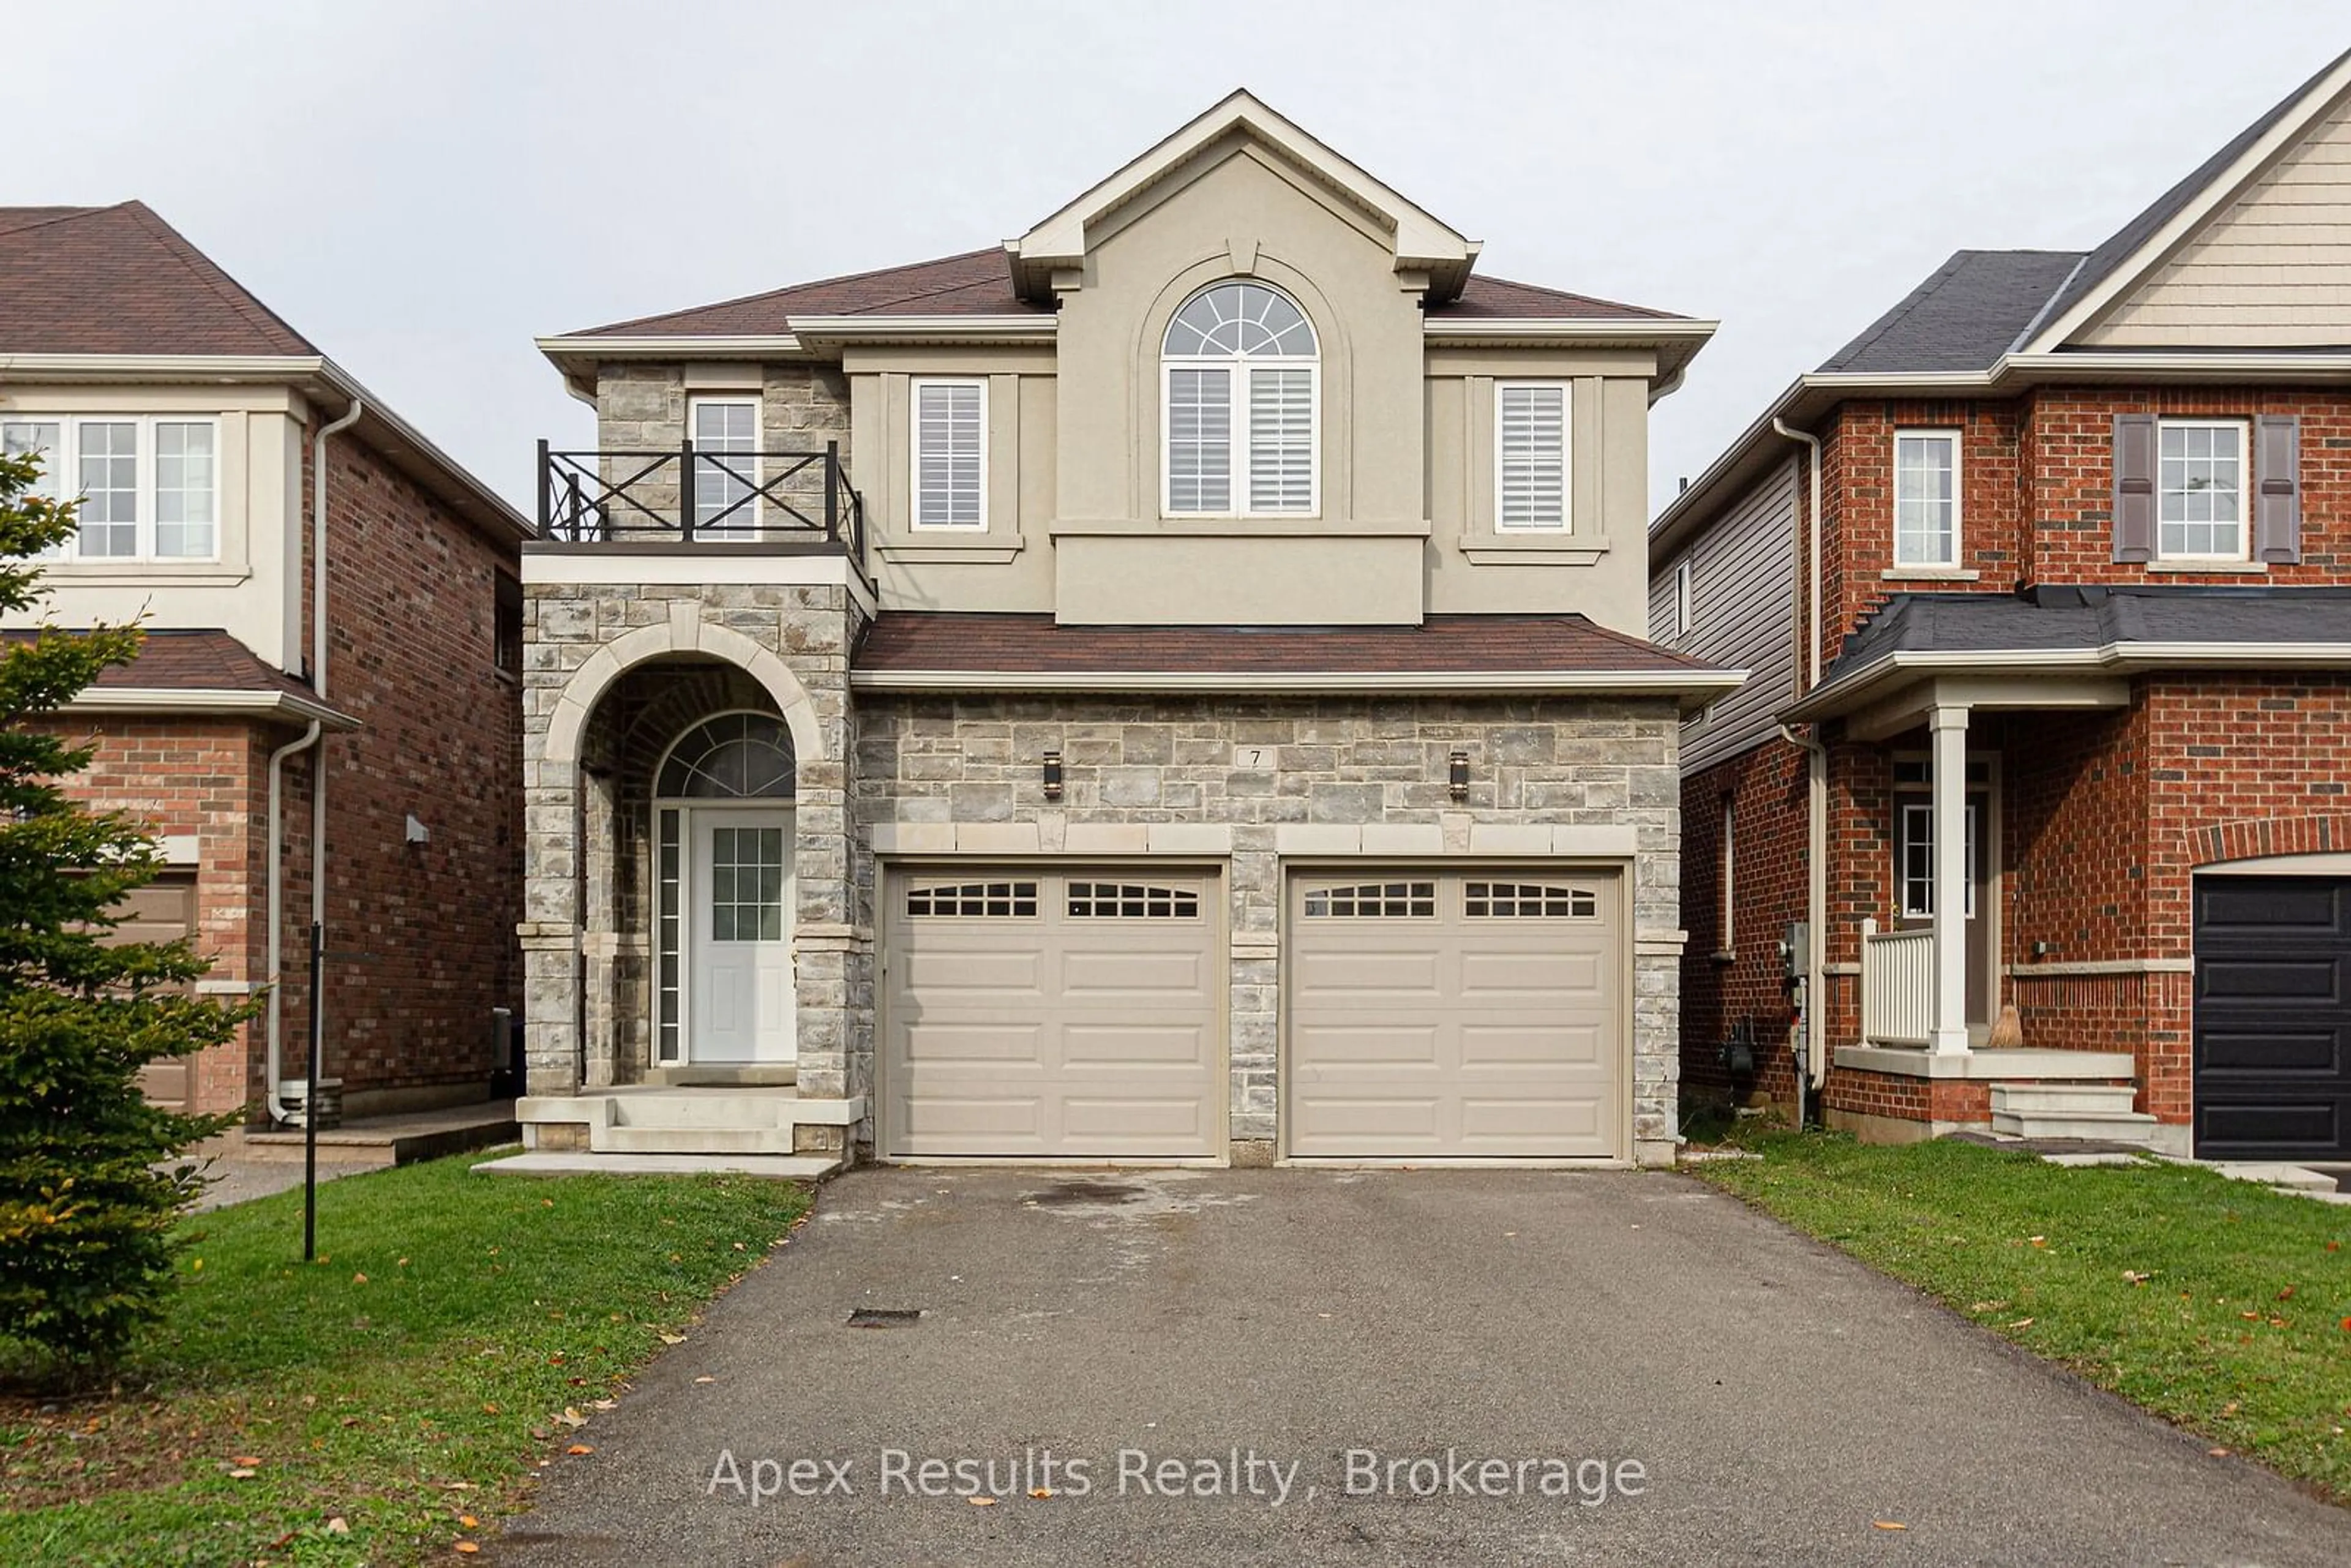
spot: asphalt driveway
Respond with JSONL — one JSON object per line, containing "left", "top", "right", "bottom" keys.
{"left": 492, "top": 1167, "right": 2351, "bottom": 1566}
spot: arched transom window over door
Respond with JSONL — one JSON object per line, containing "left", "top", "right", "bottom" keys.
{"left": 656, "top": 711, "right": 797, "bottom": 799}
{"left": 1162, "top": 280, "right": 1318, "bottom": 516}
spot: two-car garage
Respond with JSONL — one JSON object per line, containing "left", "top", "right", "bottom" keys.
{"left": 879, "top": 865, "right": 1627, "bottom": 1163}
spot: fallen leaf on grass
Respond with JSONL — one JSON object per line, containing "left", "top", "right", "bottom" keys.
{"left": 228, "top": 1468, "right": 258, "bottom": 1480}
{"left": 232, "top": 1455, "right": 263, "bottom": 1466}
{"left": 456, "top": 1544, "right": 480, "bottom": 1556}
{"left": 2008, "top": 1318, "right": 2035, "bottom": 1329}
{"left": 1968, "top": 1300, "right": 2009, "bottom": 1314}
{"left": 324, "top": 1517, "right": 348, "bottom": 1535}
{"left": 459, "top": 1514, "right": 479, "bottom": 1528}
{"left": 659, "top": 1333, "right": 687, "bottom": 1345}
{"left": 2277, "top": 1286, "right": 2296, "bottom": 1301}
{"left": 554, "top": 1408, "right": 587, "bottom": 1427}
{"left": 2121, "top": 1271, "right": 2152, "bottom": 1285}
{"left": 351, "top": 1272, "right": 368, "bottom": 1285}
{"left": 591, "top": 1398, "right": 617, "bottom": 1411}
{"left": 2027, "top": 1236, "right": 2047, "bottom": 1248}
{"left": 481, "top": 1403, "right": 499, "bottom": 1416}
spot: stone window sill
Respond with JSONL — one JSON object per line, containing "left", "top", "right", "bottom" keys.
{"left": 1050, "top": 517, "right": 1430, "bottom": 540}
{"left": 42, "top": 561, "right": 253, "bottom": 588}
{"left": 876, "top": 534, "right": 1027, "bottom": 565}
{"left": 1460, "top": 532, "right": 1609, "bottom": 567}
{"left": 1880, "top": 567, "right": 1980, "bottom": 582}
{"left": 2144, "top": 560, "right": 2268, "bottom": 576}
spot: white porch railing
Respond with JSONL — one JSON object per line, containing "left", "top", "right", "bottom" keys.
{"left": 1859, "top": 918, "right": 1935, "bottom": 1048}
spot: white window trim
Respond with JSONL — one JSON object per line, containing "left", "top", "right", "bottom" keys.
{"left": 2154, "top": 416, "right": 2250, "bottom": 563}
{"left": 908, "top": 377, "right": 988, "bottom": 531}
{"left": 1493, "top": 380, "right": 1572, "bottom": 533}
{"left": 1892, "top": 428, "right": 1962, "bottom": 570}
{"left": 686, "top": 395, "right": 762, "bottom": 536}
{"left": 1, "top": 414, "right": 223, "bottom": 564}
{"left": 1673, "top": 558, "right": 1694, "bottom": 638}
{"left": 1159, "top": 288, "right": 1320, "bottom": 520}
{"left": 1719, "top": 794, "right": 1736, "bottom": 951}
{"left": 1896, "top": 798, "right": 1977, "bottom": 921}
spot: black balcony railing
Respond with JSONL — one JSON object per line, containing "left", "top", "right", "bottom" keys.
{"left": 536, "top": 440, "right": 864, "bottom": 558}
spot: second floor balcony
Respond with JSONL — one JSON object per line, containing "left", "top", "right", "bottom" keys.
{"left": 534, "top": 440, "right": 864, "bottom": 560}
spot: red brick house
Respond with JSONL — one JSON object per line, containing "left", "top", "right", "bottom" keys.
{"left": 0, "top": 202, "right": 529, "bottom": 1125}
{"left": 1652, "top": 51, "right": 2351, "bottom": 1160}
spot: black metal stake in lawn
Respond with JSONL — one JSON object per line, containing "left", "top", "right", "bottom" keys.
{"left": 304, "top": 918, "right": 323, "bottom": 1262}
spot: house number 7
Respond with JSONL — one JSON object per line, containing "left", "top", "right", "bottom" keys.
{"left": 1233, "top": 745, "right": 1270, "bottom": 770}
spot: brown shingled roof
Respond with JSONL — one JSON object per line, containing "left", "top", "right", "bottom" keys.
{"left": 6, "top": 628, "right": 332, "bottom": 705}
{"left": 571, "top": 249, "right": 1039, "bottom": 337}
{"left": 568, "top": 251, "right": 1681, "bottom": 339}
{"left": 1428, "top": 273, "right": 1682, "bottom": 321}
{"left": 854, "top": 612, "right": 1712, "bottom": 678}
{"left": 0, "top": 202, "right": 317, "bottom": 357}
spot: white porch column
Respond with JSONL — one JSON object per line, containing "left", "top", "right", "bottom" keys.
{"left": 1928, "top": 703, "right": 1971, "bottom": 1056}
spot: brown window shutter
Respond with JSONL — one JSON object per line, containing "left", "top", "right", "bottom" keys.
{"left": 2254, "top": 413, "right": 2302, "bottom": 564}
{"left": 2111, "top": 413, "right": 2156, "bottom": 563}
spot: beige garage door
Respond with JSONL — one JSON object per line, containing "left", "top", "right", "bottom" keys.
{"left": 112, "top": 874, "right": 200, "bottom": 1112}
{"left": 1288, "top": 870, "right": 1622, "bottom": 1158}
{"left": 883, "top": 869, "right": 1223, "bottom": 1158}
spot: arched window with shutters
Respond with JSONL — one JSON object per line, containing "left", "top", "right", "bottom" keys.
{"left": 1161, "top": 280, "right": 1318, "bottom": 517}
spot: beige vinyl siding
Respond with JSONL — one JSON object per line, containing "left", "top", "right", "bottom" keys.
{"left": 2085, "top": 95, "right": 2351, "bottom": 347}
{"left": 1649, "top": 457, "right": 1798, "bottom": 776}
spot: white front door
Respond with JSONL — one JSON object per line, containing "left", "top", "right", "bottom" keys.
{"left": 688, "top": 808, "right": 795, "bottom": 1062}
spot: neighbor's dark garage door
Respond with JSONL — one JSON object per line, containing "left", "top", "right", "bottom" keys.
{"left": 2193, "top": 876, "right": 2351, "bottom": 1160}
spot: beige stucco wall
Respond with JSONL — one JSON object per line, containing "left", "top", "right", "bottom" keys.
{"left": 0, "top": 383, "right": 305, "bottom": 670}
{"left": 585, "top": 139, "right": 1671, "bottom": 632}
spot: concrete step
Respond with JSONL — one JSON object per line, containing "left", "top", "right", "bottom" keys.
{"left": 645, "top": 1063, "right": 797, "bottom": 1088}
{"left": 239, "top": 1100, "right": 520, "bottom": 1166}
{"left": 473, "top": 1150, "right": 839, "bottom": 1180}
{"left": 598, "top": 1125, "right": 798, "bottom": 1156}
{"left": 607, "top": 1092, "right": 792, "bottom": 1130}
{"left": 1991, "top": 1109, "right": 2161, "bottom": 1143}
{"left": 1989, "top": 1083, "right": 2140, "bottom": 1117}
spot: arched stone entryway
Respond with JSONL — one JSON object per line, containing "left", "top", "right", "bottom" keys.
{"left": 519, "top": 597, "right": 861, "bottom": 1145}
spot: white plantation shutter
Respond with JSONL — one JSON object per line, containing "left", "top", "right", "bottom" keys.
{"left": 915, "top": 381, "right": 985, "bottom": 528}
{"left": 1498, "top": 383, "right": 1567, "bottom": 530}
{"left": 1247, "top": 367, "right": 1314, "bottom": 512}
{"left": 1166, "top": 367, "right": 1232, "bottom": 513}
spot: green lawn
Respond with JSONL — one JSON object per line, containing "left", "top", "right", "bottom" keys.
{"left": 1695, "top": 1133, "right": 2351, "bottom": 1500}
{"left": 0, "top": 1155, "right": 812, "bottom": 1566}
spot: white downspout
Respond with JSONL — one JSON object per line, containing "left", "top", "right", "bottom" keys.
{"left": 264, "top": 396, "right": 363, "bottom": 1123}
{"left": 1773, "top": 418, "right": 1829, "bottom": 1101}
{"left": 263, "top": 719, "right": 322, "bottom": 1123}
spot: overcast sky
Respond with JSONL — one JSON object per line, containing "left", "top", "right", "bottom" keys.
{"left": 9, "top": 2, "right": 2342, "bottom": 518}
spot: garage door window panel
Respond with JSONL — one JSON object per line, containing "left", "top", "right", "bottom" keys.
{"left": 907, "top": 880, "right": 1040, "bottom": 918}
{"left": 1067, "top": 882, "right": 1200, "bottom": 920}
{"left": 1464, "top": 882, "right": 1599, "bottom": 918}
{"left": 1304, "top": 880, "right": 1436, "bottom": 918}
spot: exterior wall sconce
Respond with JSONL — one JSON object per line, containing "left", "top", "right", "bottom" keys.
{"left": 1448, "top": 750, "right": 1469, "bottom": 801}
{"left": 1042, "top": 750, "right": 1063, "bottom": 801}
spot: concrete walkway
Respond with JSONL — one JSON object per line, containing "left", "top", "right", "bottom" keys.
{"left": 487, "top": 1168, "right": 2351, "bottom": 1567}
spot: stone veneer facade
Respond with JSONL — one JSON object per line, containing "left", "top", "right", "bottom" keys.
{"left": 852, "top": 694, "right": 1687, "bottom": 1163}
{"left": 520, "top": 577, "right": 1690, "bottom": 1165}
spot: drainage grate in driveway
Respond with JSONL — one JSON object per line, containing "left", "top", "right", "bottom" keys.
{"left": 847, "top": 1308, "right": 923, "bottom": 1329}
